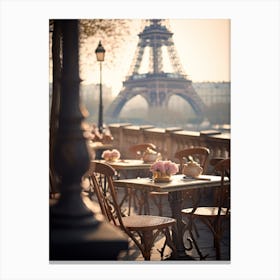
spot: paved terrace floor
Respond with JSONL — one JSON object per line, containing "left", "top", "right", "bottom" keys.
{"left": 85, "top": 185, "right": 230, "bottom": 262}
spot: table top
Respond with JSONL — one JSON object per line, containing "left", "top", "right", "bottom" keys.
{"left": 92, "top": 159, "right": 152, "bottom": 170}
{"left": 114, "top": 174, "right": 226, "bottom": 192}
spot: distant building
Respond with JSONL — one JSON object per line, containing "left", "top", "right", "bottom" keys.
{"left": 49, "top": 81, "right": 230, "bottom": 127}
{"left": 193, "top": 81, "right": 230, "bottom": 106}
{"left": 49, "top": 82, "right": 230, "bottom": 109}
{"left": 80, "top": 83, "right": 113, "bottom": 104}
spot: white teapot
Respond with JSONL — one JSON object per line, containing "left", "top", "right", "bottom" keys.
{"left": 182, "top": 160, "right": 203, "bottom": 178}
{"left": 143, "top": 147, "right": 161, "bottom": 163}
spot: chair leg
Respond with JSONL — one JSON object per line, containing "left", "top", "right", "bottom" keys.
{"left": 192, "top": 221, "right": 200, "bottom": 238}
{"left": 213, "top": 219, "right": 223, "bottom": 260}
{"left": 157, "top": 227, "right": 177, "bottom": 260}
{"left": 186, "top": 216, "right": 208, "bottom": 260}
{"left": 200, "top": 217, "right": 225, "bottom": 260}
{"left": 163, "top": 227, "right": 177, "bottom": 259}
{"left": 212, "top": 233, "right": 221, "bottom": 260}
{"left": 188, "top": 228, "right": 208, "bottom": 260}
{"left": 157, "top": 238, "right": 167, "bottom": 259}
{"left": 140, "top": 231, "right": 153, "bottom": 260}
{"left": 214, "top": 226, "right": 222, "bottom": 260}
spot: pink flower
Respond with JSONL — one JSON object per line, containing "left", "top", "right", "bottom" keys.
{"left": 101, "top": 150, "right": 111, "bottom": 159}
{"left": 150, "top": 160, "right": 165, "bottom": 173}
{"left": 111, "top": 149, "right": 120, "bottom": 159}
{"left": 101, "top": 149, "right": 121, "bottom": 161}
{"left": 164, "top": 160, "right": 179, "bottom": 175}
{"left": 150, "top": 160, "right": 178, "bottom": 175}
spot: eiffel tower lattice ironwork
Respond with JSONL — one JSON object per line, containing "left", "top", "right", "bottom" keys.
{"left": 106, "top": 19, "right": 206, "bottom": 120}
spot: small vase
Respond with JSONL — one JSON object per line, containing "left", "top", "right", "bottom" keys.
{"left": 108, "top": 157, "right": 119, "bottom": 162}
{"left": 103, "top": 156, "right": 117, "bottom": 162}
{"left": 153, "top": 172, "right": 172, "bottom": 182}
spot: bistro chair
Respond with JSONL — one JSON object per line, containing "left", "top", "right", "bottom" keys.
{"left": 208, "top": 157, "right": 230, "bottom": 206}
{"left": 181, "top": 158, "right": 230, "bottom": 260}
{"left": 89, "top": 161, "right": 177, "bottom": 260}
{"left": 210, "top": 157, "right": 230, "bottom": 180}
{"left": 149, "top": 146, "right": 210, "bottom": 216}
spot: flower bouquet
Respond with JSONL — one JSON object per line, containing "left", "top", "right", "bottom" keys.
{"left": 150, "top": 160, "right": 179, "bottom": 182}
{"left": 101, "top": 149, "right": 121, "bottom": 162}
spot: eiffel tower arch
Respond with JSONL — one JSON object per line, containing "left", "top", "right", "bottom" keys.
{"left": 106, "top": 19, "right": 206, "bottom": 120}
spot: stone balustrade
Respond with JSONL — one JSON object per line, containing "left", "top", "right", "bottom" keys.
{"left": 108, "top": 123, "right": 230, "bottom": 172}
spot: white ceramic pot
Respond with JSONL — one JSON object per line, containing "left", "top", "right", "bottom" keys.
{"left": 182, "top": 161, "right": 203, "bottom": 178}
{"left": 143, "top": 153, "right": 159, "bottom": 163}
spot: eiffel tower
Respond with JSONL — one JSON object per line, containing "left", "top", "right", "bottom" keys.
{"left": 106, "top": 19, "right": 206, "bottom": 120}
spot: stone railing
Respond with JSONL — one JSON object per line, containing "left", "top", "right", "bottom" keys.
{"left": 108, "top": 123, "right": 230, "bottom": 170}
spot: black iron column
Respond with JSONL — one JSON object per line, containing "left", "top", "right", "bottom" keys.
{"left": 49, "top": 20, "right": 127, "bottom": 261}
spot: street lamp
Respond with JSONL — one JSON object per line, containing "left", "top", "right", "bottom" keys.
{"left": 95, "top": 40, "right": 106, "bottom": 134}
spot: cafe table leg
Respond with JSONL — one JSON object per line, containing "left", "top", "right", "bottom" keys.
{"left": 168, "top": 191, "right": 194, "bottom": 260}
{"left": 141, "top": 190, "right": 150, "bottom": 215}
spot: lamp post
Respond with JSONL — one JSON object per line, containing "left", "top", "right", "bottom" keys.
{"left": 95, "top": 41, "right": 105, "bottom": 134}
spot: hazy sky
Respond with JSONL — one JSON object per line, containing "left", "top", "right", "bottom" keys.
{"left": 80, "top": 19, "right": 230, "bottom": 97}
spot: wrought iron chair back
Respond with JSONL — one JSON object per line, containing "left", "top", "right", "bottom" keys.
{"left": 128, "top": 143, "right": 157, "bottom": 159}
{"left": 174, "top": 146, "right": 210, "bottom": 174}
